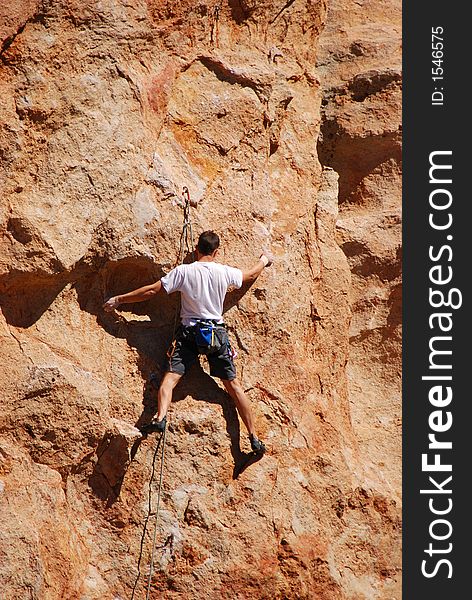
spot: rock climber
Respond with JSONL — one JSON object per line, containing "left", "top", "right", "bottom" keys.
{"left": 103, "top": 231, "right": 272, "bottom": 454}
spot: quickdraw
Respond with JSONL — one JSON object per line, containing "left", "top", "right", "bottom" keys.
{"left": 177, "top": 186, "right": 195, "bottom": 266}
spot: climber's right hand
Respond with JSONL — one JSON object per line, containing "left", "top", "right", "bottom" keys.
{"left": 103, "top": 296, "right": 121, "bottom": 312}
{"left": 260, "top": 253, "right": 274, "bottom": 267}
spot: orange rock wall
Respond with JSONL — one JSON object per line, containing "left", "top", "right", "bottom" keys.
{"left": 1, "top": 1, "right": 401, "bottom": 598}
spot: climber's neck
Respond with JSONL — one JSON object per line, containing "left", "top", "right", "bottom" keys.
{"left": 195, "top": 249, "right": 218, "bottom": 262}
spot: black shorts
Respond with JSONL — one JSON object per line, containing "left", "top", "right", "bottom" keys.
{"left": 165, "top": 323, "right": 237, "bottom": 381}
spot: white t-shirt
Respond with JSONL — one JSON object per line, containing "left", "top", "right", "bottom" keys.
{"left": 161, "top": 261, "right": 243, "bottom": 325}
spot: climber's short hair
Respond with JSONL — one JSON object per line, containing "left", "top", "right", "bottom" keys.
{"left": 197, "top": 231, "right": 220, "bottom": 255}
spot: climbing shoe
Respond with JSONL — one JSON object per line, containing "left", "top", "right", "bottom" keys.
{"left": 250, "top": 434, "right": 266, "bottom": 454}
{"left": 140, "top": 416, "right": 167, "bottom": 434}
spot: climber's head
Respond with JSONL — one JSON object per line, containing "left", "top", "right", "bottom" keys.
{"left": 196, "top": 230, "right": 220, "bottom": 259}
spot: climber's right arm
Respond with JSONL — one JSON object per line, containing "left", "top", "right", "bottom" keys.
{"left": 103, "top": 280, "right": 163, "bottom": 312}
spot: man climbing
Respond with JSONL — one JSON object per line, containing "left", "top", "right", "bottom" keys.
{"left": 103, "top": 231, "right": 272, "bottom": 454}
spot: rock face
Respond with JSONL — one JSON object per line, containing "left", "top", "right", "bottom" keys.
{"left": 317, "top": 0, "right": 402, "bottom": 506}
{"left": 0, "top": 1, "right": 401, "bottom": 599}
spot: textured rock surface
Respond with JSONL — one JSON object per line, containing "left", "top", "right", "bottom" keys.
{"left": 1, "top": 1, "right": 401, "bottom": 599}
{"left": 318, "top": 0, "right": 402, "bottom": 554}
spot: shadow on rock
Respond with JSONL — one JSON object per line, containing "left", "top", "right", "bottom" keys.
{"left": 138, "top": 365, "right": 261, "bottom": 476}
{"left": 75, "top": 256, "right": 181, "bottom": 389}
{"left": 223, "top": 277, "right": 257, "bottom": 313}
{"left": 0, "top": 269, "right": 70, "bottom": 327}
{"left": 89, "top": 418, "right": 142, "bottom": 506}
{"left": 232, "top": 450, "right": 265, "bottom": 479}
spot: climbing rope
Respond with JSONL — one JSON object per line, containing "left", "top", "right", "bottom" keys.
{"left": 130, "top": 431, "right": 165, "bottom": 600}
{"left": 145, "top": 426, "right": 167, "bottom": 600}
{"left": 131, "top": 187, "right": 195, "bottom": 599}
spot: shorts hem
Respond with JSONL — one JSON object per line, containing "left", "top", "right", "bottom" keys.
{"left": 166, "top": 364, "right": 186, "bottom": 376}
{"left": 209, "top": 368, "right": 237, "bottom": 381}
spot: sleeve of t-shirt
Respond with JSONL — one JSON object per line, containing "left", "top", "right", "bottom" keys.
{"left": 224, "top": 265, "right": 243, "bottom": 290}
{"left": 160, "top": 265, "right": 185, "bottom": 294}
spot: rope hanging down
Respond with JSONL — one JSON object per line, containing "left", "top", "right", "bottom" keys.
{"left": 145, "top": 426, "right": 167, "bottom": 600}
{"left": 130, "top": 429, "right": 166, "bottom": 600}
{"left": 131, "top": 187, "right": 195, "bottom": 600}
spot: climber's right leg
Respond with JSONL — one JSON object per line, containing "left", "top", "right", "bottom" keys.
{"left": 157, "top": 371, "right": 182, "bottom": 421}
{"left": 140, "top": 372, "right": 181, "bottom": 434}
{"left": 140, "top": 326, "right": 197, "bottom": 434}
{"left": 161, "top": 325, "right": 199, "bottom": 418}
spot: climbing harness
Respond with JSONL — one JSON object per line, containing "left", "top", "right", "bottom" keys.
{"left": 131, "top": 188, "right": 195, "bottom": 599}
{"left": 194, "top": 320, "right": 225, "bottom": 355}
